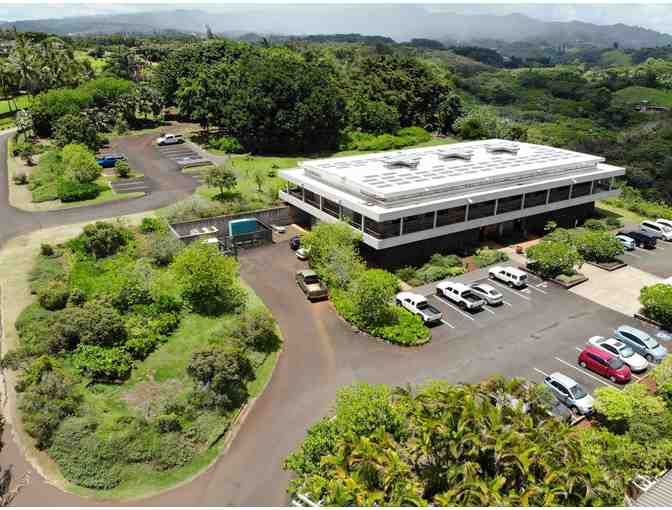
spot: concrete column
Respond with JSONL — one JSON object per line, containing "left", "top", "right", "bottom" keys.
{"left": 400, "top": 217, "right": 404, "bottom": 236}
{"left": 433, "top": 211, "right": 438, "bottom": 229}
{"left": 493, "top": 199, "right": 499, "bottom": 216}
{"left": 338, "top": 203, "right": 342, "bottom": 220}
{"left": 610, "top": 177, "right": 615, "bottom": 190}
{"left": 361, "top": 215, "right": 365, "bottom": 233}
{"left": 545, "top": 189, "right": 551, "bottom": 205}
{"left": 569, "top": 184, "right": 574, "bottom": 200}
{"left": 319, "top": 195, "right": 323, "bottom": 210}
{"left": 589, "top": 180, "right": 595, "bottom": 195}
{"left": 465, "top": 204, "right": 470, "bottom": 222}
{"left": 301, "top": 187, "right": 305, "bottom": 202}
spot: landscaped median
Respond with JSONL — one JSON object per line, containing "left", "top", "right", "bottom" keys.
{"left": 301, "top": 222, "right": 430, "bottom": 346}
{"left": 0, "top": 218, "right": 281, "bottom": 500}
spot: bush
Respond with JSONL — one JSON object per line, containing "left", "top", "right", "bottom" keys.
{"left": 526, "top": 240, "right": 583, "bottom": 278}
{"left": 53, "top": 114, "right": 99, "bottom": 151}
{"left": 58, "top": 301, "right": 127, "bottom": 347}
{"left": 151, "top": 433, "right": 197, "bottom": 471}
{"left": 40, "top": 243, "right": 54, "bottom": 257}
{"left": 37, "top": 281, "right": 70, "bottom": 311}
{"left": 154, "top": 414, "right": 182, "bottom": 433}
{"left": 640, "top": 283, "right": 672, "bottom": 329}
{"left": 72, "top": 345, "right": 133, "bottom": 382}
{"left": 12, "top": 171, "right": 28, "bottom": 185}
{"left": 140, "top": 217, "right": 167, "bottom": 234}
{"left": 61, "top": 144, "right": 101, "bottom": 184}
{"left": 146, "top": 233, "right": 183, "bottom": 266}
{"left": 172, "top": 243, "right": 246, "bottom": 315}
{"left": 574, "top": 229, "right": 624, "bottom": 263}
{"left": 396, "top": 254, "right": 465, "bottom": 285}
{"left": 341, "top": 127, "right": 432, "bottom": 152}
{"left": 349, "top": 269, "right": 400, "bottom": 327}
{"left": 73, "top": 221, "right": 132, "bottom": 259}
{"left": 473, "top": 248, "right": 509, "bottom": 268}
{"left": 230, "top": 309, "right": 281, "bottom": 354}
{"left": 208, "top": 136, "right": 244, "bottom": 153}
{"left": 68, "top": 288, "right": 86, "bottom": 306}
{"left": 583, "top": 218, "right": 608, "bottom": 230}
{"left": 160, "top": 196, "right": 229, "bottom": 223}
{"left": 114, "top": 159, "right": 131, "bottom": 178}
{"left": 605, "top": 216, "right": 624, "bottom": 228}
{"left": 28, "top": 254, "right": 66, "bottom": 294}
{"left": 57, "top": 180, "right": 101, "bottom": 202}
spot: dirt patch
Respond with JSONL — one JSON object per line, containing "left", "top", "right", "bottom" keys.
{"left": 122, "top": 377, "right": 183, "bottom": 417}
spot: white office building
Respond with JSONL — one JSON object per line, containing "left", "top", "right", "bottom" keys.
{"left": 279, "top": 140, "right": 624, "bottom": 266}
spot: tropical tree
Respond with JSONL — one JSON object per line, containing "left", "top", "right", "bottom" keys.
{"left": 205, "top": 162, "right": 237, "bottom": 199}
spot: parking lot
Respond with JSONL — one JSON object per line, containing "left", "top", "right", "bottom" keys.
{"left": 154, "top": 141, "right": 212, "bottom": 169}
{"left": 618, "top": 235, "right": 671, "bottom": 279}
{"left": 419, "top": 269, "right": 666, "bottom": 398}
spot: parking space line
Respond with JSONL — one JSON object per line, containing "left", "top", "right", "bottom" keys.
{"left": 632, "top": 373, "right": 642, "bottom": 381}
{"left": 656, "top": 245, "right": 666, "bottom": 251}
{"left": 440, "top": 319, "right": 455, "bottom": 329}
{"left": 433, "top": 295, "right": 476, "bottom": 321}
{"left": 533, "top": 367, "right": 549, "bottom": 378}
{"left": 526, "top": 284, "right": 547, "bottom": 295}
{"left": 489, "top": 280, "right": 532, "bottom": 301}
{"left": 634, "top": 247, "right": 653, "bottom": 255}
{"left": 482, "top": 306, "right": 496, "bottom": 315}
{"left": 554, "top": 357, "right": 621, "bottom": 389}
{"left": 624, "top": 252, "right": 641, "bottom": 259}
{"left": 575, "top": 347, "right": 583, "bottom": 352}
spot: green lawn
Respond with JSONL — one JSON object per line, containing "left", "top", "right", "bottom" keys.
{"left": 613, "top": 86, "right": 672, "bottom": 108}
{"left": 600, "top": 50, "right": 632, "bottom": 67}
{"left": 596, "top": 200, "right": 647, "bottom": 224}
{"left": 0, "top": 95, "right": 31, "bottom": 115}
{"left": 74, "top": 50, "right": 107, "bottom": 75}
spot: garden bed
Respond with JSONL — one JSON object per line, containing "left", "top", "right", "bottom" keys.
{"left": 521, "top": 265, "right": 589, "bottom": 289}
{"left": 586, "top": 260, "right": 627, "bottom": 272}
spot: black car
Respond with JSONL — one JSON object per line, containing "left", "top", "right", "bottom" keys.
{"left": 289, "top": 235, "right": 300, "bottom": 251}
{"left": 620, "top": 231, "right": 657, "bottom": 249}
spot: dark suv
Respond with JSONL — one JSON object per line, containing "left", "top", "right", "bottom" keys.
{"left": 620, "top": 231, "right": 657, "bottom": 249}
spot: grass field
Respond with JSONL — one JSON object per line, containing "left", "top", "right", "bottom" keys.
{"left": 599, "top": 50, "right": 632, "bottom": 67}
{"left": 0, "top": 95, "right": 31, "bottom": 115}
{"left": 613, "top": 86, "right": 672, "bottom": 108}
{"left": 74, "top": 50, "right": 107, "bottom": 75}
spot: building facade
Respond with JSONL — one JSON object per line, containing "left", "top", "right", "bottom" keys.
{"left": 279, "top": 140, "right": 625, "bottom": 266}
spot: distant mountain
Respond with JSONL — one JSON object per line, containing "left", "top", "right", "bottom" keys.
{"left": 1, "top": 6, "right": 671, "bottom": 48}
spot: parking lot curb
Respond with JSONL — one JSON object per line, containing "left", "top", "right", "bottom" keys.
{"left": 586, "top": 260, "right": 628, "bottom": 272}
{"left": 634, "top": 312, "right": 664, "bottom": 329}
{"left": 518, "top": 266, "right": 589, "bottom": 289}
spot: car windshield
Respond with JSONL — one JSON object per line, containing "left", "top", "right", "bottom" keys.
{"left": 641, "top": 335, "right": 659, "bottom": 349}
{"left": 417, "top": 301, "right": 429, "bottom": 310}
{"left": 570, "top": 385, "right": 587, "bottom": 399}
{"left": 619, "top": 345, "right": 635, "bottom": 358}
{"left": 304, "top": 275, "right": 319, "bottom": 284}
{"left": 608, "top": 357, "right": 624, "bottom": 369}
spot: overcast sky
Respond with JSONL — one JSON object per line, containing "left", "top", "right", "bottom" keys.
{"left": 2, "top": 3, "right": 672, "bottom": 35}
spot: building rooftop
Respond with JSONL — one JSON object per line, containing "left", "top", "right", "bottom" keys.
{"left": 631, "top": 470, "right": 672, "bottom": 506}
{"left": 297, "top": 140, "right": 604, "bottom": 204}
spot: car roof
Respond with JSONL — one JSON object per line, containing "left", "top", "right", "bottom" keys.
{"left": 602, "top": 337, "right": 627, "bottom": 350}
{"left": 440, "top": 281, "right": 470, "bottom": 291}
{"left": 297, "top": 269, "right": 317, "bottom": 277}
{"left": 99, "top": 153, "right": 124, "bottom": 158}
{"left": 472, "top": 283, "right": 498, "bottom": 292}
{"left": 502, "top": 266, "right": 526, "bottom": 276}
{"left": 397, "top": 291, "right": 424, "bottom": 300}
{"left": 548, "top": 372, "right": 579, "bottom": 388}
{"left": 583, "top": 345, "right": 614, "bottom": 360}
{"left": 616, "top": 325, "right": 648, "bottom": 338}
{"left": 616, "top": 234, "right": 632, "bottom": 240}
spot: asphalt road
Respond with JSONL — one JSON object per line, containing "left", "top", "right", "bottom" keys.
{"left": 0, "top": 132, "right": 199, "bottom": 248}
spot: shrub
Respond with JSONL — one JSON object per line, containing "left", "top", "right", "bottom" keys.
{"left": 12, "top": 171, "right": 28, "bottom": 185}
{"left": 58, "top": 301, "right": 127, "bottom": 347}
{"left": 172, "top": 243, "right": 246, "bottom": 315}
{"left": 146, "top": 233, "right": 183, "bottom": 266}
{"left": 187, "top": 348, "right": 255, "bottom": 411}
{"left": 151, "top": 433, "right": 197, "bottom": 471}
{"left": 28, "top": 255, "right": 66, "bottom": 294}
{"left": 73, "top": 221, "right": 132, "bottom": 259}
{"left": 349, "top": 269, "right": 400, "bottom": 327}
{"left": 606, "top": 216, "right": 624, "bottom": 228}
{"left": 68, "top": 288, "right": 86, "bottom": 306}
{"left": 209, "top": 136, "right": 244, "bottom": 154}
{"left": 160, "top": 196, "right": 229, "bottom": 223}
{"left": 473, "top": 248, "right": 509, "bottom": 268}
{"left": 640, "top": 283, "right": 672, "bottom": 329}
{"left": 574, "top": 229, "right": 624, "bottom": 263}
{"left": 110, "top": 261, "right": 154, "bottom": 312}
{"left": 61, "top": 144, "right": 101, "bottom": 184}
{"left": 526, "top": 240, "right": 583, "bottom": 278}
{"left": 72, "top": 345, "right": 133, "bottom": 382}
{"left": 139, "top": 217, "right": 167, "bottom": 234}
{"left": 53, "top": 114, "right": 99, "bottom": 151}
{"left": 230, "top": 309, "right": 281, "bottom": 354}
{"left": 57, "top": 180, "right": 100, "bottom": 202}
{"left": 37, "top": 281, "right": 70, "bottom": 311}
{"left": 40, "top": 243, "right": 54, "bottom": 257}
{"left": 114, "top": 159, "right": 131, "bottom": 178}
{"left": 583, "top": 218, "right": 607, "bottom": 230}
{"left": 154, "top": 414, "right": 182, "bottom": 433}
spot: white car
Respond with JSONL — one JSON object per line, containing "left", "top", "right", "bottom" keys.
{"left": 436, "top": 281, "right": 485, "bottom": 310}
{"left": 296, "top": 247, "right": 310, "bottom": 260}
{"left": 156, "top": 133, "right": 183, "bottom": 146}
{"left": 395, "top": 292, "right": 442, "bottom": 324}
{"left": 489, "top": 266, "right": 528, "bottom": 288}
{"left": 640, "top": 220, "right": 672, "bottom": 241}
{"left": 469, "top": 283, "right": 503, "bottom": 305}
{"left": 656, "top": 218, "right": 672, "bottom": 231}
{"left": 544, "top": 372, "right": 594, "bottom": 415}
{"left": 665, "top": 277, "right": 672, "bottom": 286}
{"left": 588, "top": 336, "right": 648, "bottom": 373}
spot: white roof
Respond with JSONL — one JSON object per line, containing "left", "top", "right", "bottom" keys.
{"left": 298, "top": 140, "right": 604, "bottom": 204}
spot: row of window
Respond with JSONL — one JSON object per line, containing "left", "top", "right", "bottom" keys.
{"left": 287, "top": 178, "right": 614, "bottom": 239}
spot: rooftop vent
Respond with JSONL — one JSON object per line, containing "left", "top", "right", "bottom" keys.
{"left": 437, "top": 149, "right": 473, "bottom": 161}
{"left": 382, "top": 155, "right": 421, "bottom": 169}
{"left": 485, "top": 143, "right": 520, "bottom": 155}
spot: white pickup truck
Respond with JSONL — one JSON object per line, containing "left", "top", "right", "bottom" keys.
{"left": 395, "top": 292, "right": 442, "bottom": 324}
{"left": 435, "top": 281, "right": 485, "bottom": 311}
{"left": 489, "top": 266, "right": 528, "bottom": 288}
{"left": 156, "top": 133, "right": 183, "bottom": 146}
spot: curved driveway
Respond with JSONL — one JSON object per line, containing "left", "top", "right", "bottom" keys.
{"left": 0, "top": 132, "right": 199, "bottom": 248}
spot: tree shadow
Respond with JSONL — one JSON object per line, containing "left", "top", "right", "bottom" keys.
{"left": 213, "top": 190, "right": 241, "bottom": 202}
{"left": 0, "top": 465, "right": 30, "bottom": 506}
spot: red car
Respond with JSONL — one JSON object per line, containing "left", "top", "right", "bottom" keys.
{"left": 578, "top": 345, "right": 631, "bottom": 384}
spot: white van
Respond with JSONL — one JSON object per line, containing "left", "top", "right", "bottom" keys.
{"left": 489, "top": 266, "right": 528, "bottom": 288}
{"left": 640, "top": 220, "right": 672, "bottom": 241}
{"left": 656, "top": 218, "right": 672, "bottom": 231}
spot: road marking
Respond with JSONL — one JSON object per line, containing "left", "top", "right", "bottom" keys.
{"left": 533, "top": 367, "right": 549, "bottom": 378}
{"left": 631, "top": 373, "right": 642, "bottom": 381}
{"left": 656, "top": 244, "right": 665, "bottom": 251}
{"left": 482, "top": 306, "right": 496, "bottom": 315}
{"left": 441, "top": 319, "right": 455, "bottom": 329}
{"left": 554, "top": 357, "right": 621, "bottom": 389}
{"left": 575, "top": 347, "right": 584, "bottom": 352}
{"left": 634, "top": 247, "right": 653, "bottom": 255}
{"left": 489, "top": 280, "right": 532, "bottom": 301}
{"left": 624, "top": 251, "right": 641, "bottom": 259}
{"left": 502, "top": 300, "right": 512, "bottom": 307}
{"left": 434, "top": 295, "right": 476, "bottom": 321}
{"left": 526, "top": 284, "right": 548, "bottom": 295}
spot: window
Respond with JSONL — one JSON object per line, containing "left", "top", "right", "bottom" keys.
{"left": 468, "top": 200, "right": 496, "bottom": 221}
{"left": 403, "top": 212, "right": 434, "bottom": 234}
{"left": 524, "top": 190, "right": 548, "bottom": 208}
{"left": 364, "top": 217, "right": 401, "bottom": 239}
{"left": 549, "top": 185, "right": 571, "bottom": 203}
{"left": 288, "top": 185, "right": 303, "bottom": 200}
{"left": 341, "top": 206, "right": 362, "bottom": 230}
{"left": 304, "top": 189, "right": 320, "bottom": 208}
{"left": 593, "top": 179, "right": 611, "bottom": 193}
{"left": 497, "top": 195, "right": 523, "bottom": 214}
{"left": 321, "top": 197, "right": 340, "bottom": 218}
{"left": 571, "top": 182, "right": 592, "bottom": 198}
{"left": 436, "top": 206, "right": 466, "bottom": 227}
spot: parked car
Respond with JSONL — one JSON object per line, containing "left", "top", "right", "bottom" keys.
{"left": 289, "top": 235, "right": 300, "bottom": 251}
{"left": 296, "top": 247, "right": 310, "bottom": 260}
{"left": 156, "top": 133, "right": 183, "bottom": 146}
{"left": 544, "top": 372, "right": 594, "bottom": 415}
{"left": 620, "top": 231, "right": 657, "bottom": 249}
{"left": 469, "top": 283, "right": 503, "bottom": 305}
{"left": 665, "top": 276, "right": 672, "bottom": 286}
{"left": 95, "top": 153, "right": 126, "bottom": 168}
{"left": 295, "top": 270, "right": 328, "bottom": 301}
{"left": 656, "top": 218, "right": 672, "bottom": 231}
{"left": 489, "top": 266, "right": 528, "bottom": 288}
{"left": 436, "top": 281, "right": 485, "bottom": 311}
{"left": 640, "top": 220, "right": 672, "bottom": 241}
{"left": 395, "top": 292, "right": 442, "bottom": 324}
{"left": 578, "top": 345, "right": 631, "bottom": 384}
{"left": 588, "top": 336, "right": 648, "bottom": 372}
{"left": 613, "top": 325, "right": 668, "bottom": 363}
{"left": 615, "top": 234, "right": 636, "bottom": 251}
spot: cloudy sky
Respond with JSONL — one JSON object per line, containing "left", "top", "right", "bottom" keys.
{"left": 2, "top": 3, "right": 672, "bottom": 35}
